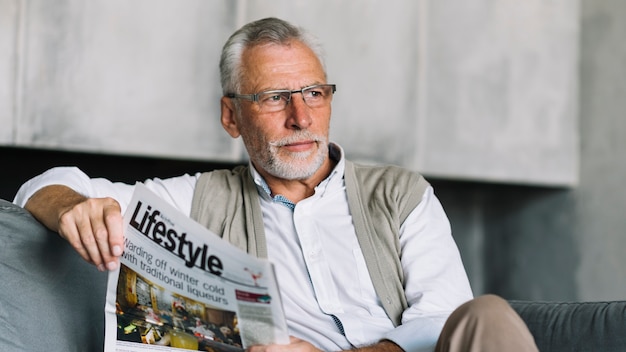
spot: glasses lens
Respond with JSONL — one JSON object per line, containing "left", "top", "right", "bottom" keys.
{"left": 302, "top": 85, "right": 334, "bottom": 107}
{"left": 258, "top": 91, "right": 291, "bottom": 112}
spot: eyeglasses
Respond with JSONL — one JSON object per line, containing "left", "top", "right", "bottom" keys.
{"left": 226, "top": 84, "right": 336, "bottom": 113}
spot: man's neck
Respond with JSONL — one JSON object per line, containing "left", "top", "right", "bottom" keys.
{"left": 256, "top": 157, "right": 337, "bottom": 204}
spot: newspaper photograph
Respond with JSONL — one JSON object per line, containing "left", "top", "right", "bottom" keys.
{"left": 104, "top": 184, "right": 290, "bottom": 351}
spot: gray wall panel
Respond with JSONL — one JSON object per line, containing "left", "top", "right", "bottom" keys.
{"left": 3, "top": 0, "right": 579, "bottom": 184}
{"left": 16, "top": 0, "right": 236, "bottom": 160}
{"left": 0, "top": 0, "right": 18, "bottom": 143}
{"left": 422, "top": 0, "right": 579, "bottom": 186}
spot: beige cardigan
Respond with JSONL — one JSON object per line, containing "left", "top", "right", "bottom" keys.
{"left": 190, "top": 160, "right": 429, "bottom": 326}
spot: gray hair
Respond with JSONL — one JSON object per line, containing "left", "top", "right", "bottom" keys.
{"left": 219, "top": 17, "right": 327, "bottom": 95}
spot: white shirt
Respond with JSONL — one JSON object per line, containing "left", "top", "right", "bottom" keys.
{"left": 14, "top": 145, "right": 473, "bottom": 352}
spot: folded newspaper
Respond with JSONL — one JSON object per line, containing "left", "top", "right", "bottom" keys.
{"left": 104, "top": 184, "right": 290, "bottom": 351}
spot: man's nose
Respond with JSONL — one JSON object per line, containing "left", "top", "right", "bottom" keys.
{"left": 285, "top": 94, "right": 312, "bottom": 129}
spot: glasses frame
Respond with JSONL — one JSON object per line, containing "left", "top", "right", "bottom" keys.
{"left": 226, "top": 84, "right": 336, "bottom": 112}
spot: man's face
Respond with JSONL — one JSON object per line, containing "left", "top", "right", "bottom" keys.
{"left": 224, "top": 40, "right": 332, "bottom": 181}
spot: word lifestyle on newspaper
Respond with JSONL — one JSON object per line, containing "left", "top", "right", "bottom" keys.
{"left": 104, "top": 184, "right": 289, "bottom": 352}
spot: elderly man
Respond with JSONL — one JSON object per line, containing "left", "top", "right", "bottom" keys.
{"left": 15, "top": 17, "right": 537, "bottom": 352}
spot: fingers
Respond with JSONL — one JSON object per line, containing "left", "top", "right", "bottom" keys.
{"left": 57, "top": 197, "right": 124, "bottom": 272}
{"left": 103, "top": 200, "right": 125, "bottom": 267}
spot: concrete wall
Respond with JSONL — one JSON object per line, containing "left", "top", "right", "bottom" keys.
{"left": 572, "top": 0, "right": 626, "bottom": 300}
{"left": 446, "top": 0, "right": 626, "bottom": 301}
{"left": 1, "top": 0, "right": 579, "bottom": 186}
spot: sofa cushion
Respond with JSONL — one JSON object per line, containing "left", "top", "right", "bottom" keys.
{"left": 0, "top": 199, "right": 108, "bottom": 351}
{"left": 510, "top": 300, "right": 626, "bottom": 352}
{"left": 3, "top": 196, "right": 626, "bottom": 352}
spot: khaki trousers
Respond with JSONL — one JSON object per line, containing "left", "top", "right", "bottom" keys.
{"left": 435, "top": 294, "right": 538, "bottom": 352}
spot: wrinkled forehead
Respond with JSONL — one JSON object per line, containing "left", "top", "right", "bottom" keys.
{"left": 239, "top": 40, "right": 326, "bottom": 91}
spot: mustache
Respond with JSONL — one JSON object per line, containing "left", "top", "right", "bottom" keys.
{"left": 269, "top": 131, "right": 325, "bottom": 147}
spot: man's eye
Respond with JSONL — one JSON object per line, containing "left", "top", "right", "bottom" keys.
{"left": 269, "top": 94, "right": 283, "bottom": 101}
{"left": 260, "top": 93, "right": 285, "bottom": 104}
{"left": 305, "top": 89, "right": 324, "bottom": 99}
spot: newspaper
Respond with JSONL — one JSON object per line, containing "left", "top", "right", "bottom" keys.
{"left": 104, "top": 184, "right": 290, "bottom": 351}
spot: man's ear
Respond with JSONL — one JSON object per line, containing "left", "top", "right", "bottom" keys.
{"left": 220, "top": 96, "right": 241, "bottom": 138}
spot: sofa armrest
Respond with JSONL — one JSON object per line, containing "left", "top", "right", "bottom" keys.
{"left": 0, "top": 199, "right": 108, "bottom": 351}
{"left": 510, "top": 300, "right": 626, "bottom": 352}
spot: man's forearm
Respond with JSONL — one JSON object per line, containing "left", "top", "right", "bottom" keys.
{"left": 24, "top": 184, "right": 87, "bottom": 232}
{"left": 23, "top": 183, "right": 125, "bottom": 271}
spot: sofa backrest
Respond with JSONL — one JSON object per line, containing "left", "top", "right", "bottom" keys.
{"left": 0, "top": 199, "right": 108, "bottom": 351}
{"left": 510, "top": 300, "right": 626, "bottom": 351}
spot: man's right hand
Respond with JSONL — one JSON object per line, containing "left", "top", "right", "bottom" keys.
{"left": 24, "top": 184, "right": 125, "bottom": 272}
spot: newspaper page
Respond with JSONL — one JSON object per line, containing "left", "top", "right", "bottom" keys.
{"left": 104, "top": 184, "right": 290, "bottom": 352}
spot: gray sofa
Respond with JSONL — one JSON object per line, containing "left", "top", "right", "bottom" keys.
{"left": 1, "top": 198, "right": 625, "bottom": 351}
